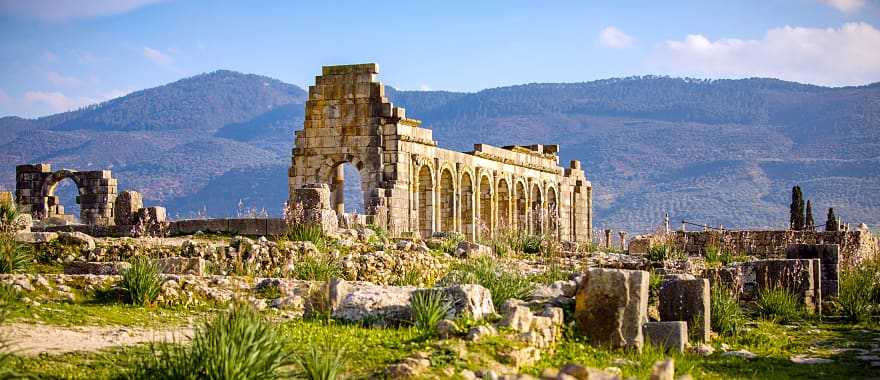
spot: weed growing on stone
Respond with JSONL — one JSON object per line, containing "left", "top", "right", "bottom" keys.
{"left": 710, "top": 285, "right": 744, "bottom": 336}
{"left": 120, "top": 256, "right": 164, "bottom": 306}
{"left": 411, "top": 289, "right": 451, "bottom": 333}
{"left": 291, "top": 254, "right": 342, "bottom": 281}
{"left": 442, "top": 256, "right": 534, "bottom": 306}
{"left": 755, "top": 287, "right": 804, "bottom": 324}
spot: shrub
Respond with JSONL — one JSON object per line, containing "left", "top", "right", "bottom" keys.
{"left": 411, "top": 289, "right": 451, "bottom": 333}
{"left": 0, "top": 235, "right": 30, "bottom": 274}
{"left": 438, "top": 232, "right": 465, "bottom": 254}
{"left": 441, "top": 256, "right": 534, "bottom": 306}
{"left": 128, "top": 306, "right": 290, "bottom": 380}
{"left": 295, "top": 340, "right": 347, "bottom": 380}
{"left": 836, "top": 261, "right": 878, "bottom": 323}
{"left": 529, "top": 262, "right": 572, "bottom": 285}
{"left": 120, "top": 256, "right": 164, "bottom": 306}
{"left": 756, "top": 287, "right": 803, "bottom": 323}
{"left": 292, "top": 254, "right": 342, "bottom": 281}
{"left": 711, "top": 285, "right": 744, "bottom": 336}
{"left": 521, "top": 235, "right": 542, "bottom": 254}
{"left": 647, "top": 244, "right": 685, "bottom": 262}
{"left": 0, "top": 202, "right": 25, "bottom": 235}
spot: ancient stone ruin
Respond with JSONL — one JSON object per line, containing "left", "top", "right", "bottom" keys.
{"left": 15, "top": 164, "right": 117, "bottom": 225}
{"left": 289, "top": 63, "right": 593, "bottom": 242}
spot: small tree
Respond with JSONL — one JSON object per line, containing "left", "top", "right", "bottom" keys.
{"left": 805, "top": 200, "right": 815, "bottom": 231}
{"left": 789, "top": 186, "right": 805, "bottom": 230}
{"left": 825, "top": 208, "right": 838, "bottom": 232}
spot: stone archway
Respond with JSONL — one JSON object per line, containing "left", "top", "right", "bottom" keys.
{"left": 514, "top": 180, "right": 527, "bottom": 230}
{"left": 16, "top": 164, "right": 117, "bottom": 226}
{"left": 531, "top": 183, "right": 543, "bottom": 235}
{"left": 460, "top": 171, "right": 475, "bottom": 241}
{"left": 497, "top": 178, "right": 511, "bottom": 230}
{"left": 415, "top": 164, "right": 435, "bottom": 239}
{"left": 438, "top": 167, "right": 455, "bottom": 234}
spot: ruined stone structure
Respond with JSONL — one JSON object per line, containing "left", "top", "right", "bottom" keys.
{"left": 289, "top": 63, "right": 592, "bottom": 242}
{"left": 15, "top": 164, "right": 117, "bottom": 225}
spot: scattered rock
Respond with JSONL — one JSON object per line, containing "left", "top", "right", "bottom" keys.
{"left": 650, "top": 359, "right": 674, "bottom": 380}
{"left": 437, "top": 319, "right": 458, "bottom": 339}
{"left": 502, "top": 346, "right": 541, "bottom": 368}
{"left": 643, "top": 321, "right": 687, "bottom": 353}
{"left": 722, "top": 349, "right": 757, "bottom": 360}
{"left": 691, "top": 343, "right": 715, "bottom": 356}
{"left": 446, "top": 284, "right": 495, "bottom": 320}
{"left": 466, "top": 325, "right": 497, "bottom": 341}
{"left": 64, "top": 261, "right": 131, "bottom": 275}
{"left": 56, "top": 232, "right": 96, "bottom": 250}
{"left": 385, "top": 357, "right": 430, "bottom": 379}
{"left": 789, "top": 355, "right": 833, "bottom": 364}
{"left": 558, "top": 363, "right": 621, "bottom": 380}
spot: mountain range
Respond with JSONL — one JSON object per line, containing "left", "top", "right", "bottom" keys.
{"left": 2, "top": 69, "right": 878, "bottom": 234}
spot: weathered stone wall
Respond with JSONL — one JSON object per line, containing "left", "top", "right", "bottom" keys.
{"left": 289, "top": 63, "right": 593, "bottom": 243}
{"left": 16, "top": 164, "right": 117, "bottom": 225}
{"left": 666, "top": 230, "right": 878, "bottom": 267}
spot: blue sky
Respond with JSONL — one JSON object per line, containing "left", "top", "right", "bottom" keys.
{"left": 1, "top": 0, "right": 879, "bottom": 118}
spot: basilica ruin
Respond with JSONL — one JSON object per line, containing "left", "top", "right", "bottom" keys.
{"left": 289, "top": 63, "right": 593, "bottom": 242}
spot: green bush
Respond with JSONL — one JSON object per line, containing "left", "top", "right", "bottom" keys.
{"left": 441, "top": 256, "right": 534, "bottom": 306}
{"left": 755, "top": 287, "right": 803, "bottom": 324}
{"left": 295, "top": 340, "right": 347, "bottom": 380}
{"left": 411, "top": 289, "right": 451, "bottom": 333}
{"left": 0, "top": 235, "right": 30, "bottom": 274}
{"left": 128, "top": 306, "right": 290, "bottom": 380}
{"left": 521, "top": 235, "right": 542, "bottom": 254}
{"left": 120, "top": 256, "right": 164, "bottom": 306}
{"left": 292, "top": 254, "right": 342, "bottom": 281}
{"left": 647, "top": 244, "right": 685, "bottom": 262}
{"left": 438, "top": 233, "right": 465, "bottom": 254}
{"left": 837, "top": 262, "right": 878, "bottom": 323}
{"left": 711, "top": 285, "right": 744, "bottom": 336}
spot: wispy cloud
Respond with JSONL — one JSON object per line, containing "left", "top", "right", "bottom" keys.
{"left": 418, "top": 84, "right": 432, "bottom": 91}
{"left": 142, "top": 46, "right": 174, "bottom": 66}
{"left": 0, "top": 0, "right": 171, "bottom": 22}
{"left": 599, "top": 26, "right": 635, "bottom": 49}
{"left": 46, "top": 71, "right": 83, "bottom": 87}
{"left": 24, "top": 91, "right": 92, "bottom": 112}
{"left": 818, "top": 0, "right": 866, "bottom": 12}
{"left": 651, "top": 22, "right": 880, "bottom": 86}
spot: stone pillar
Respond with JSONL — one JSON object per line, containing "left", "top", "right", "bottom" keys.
{"left": 604, "top": 229, "right": 612, "bottom": 250}
{"left": 114, "top": 190, "right": 143, "bottom": 226}
{"left": 332, "top": 164, "right": 345, "bottom": 216}
{"left": 575, "top": 268, "right": 649, "bottom": 351}
{"left": 619, "top": 231, "right": 628, "bottom": 251}
{"left": 659, "top": 277, "right": 711, "bottom": 342}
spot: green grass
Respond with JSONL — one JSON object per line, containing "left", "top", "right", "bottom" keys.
{"left": 441, "top": 256, "right": 534, "bottom": 306}
{"left": 285, "top": 223, "right": 326, "bottom": 250}
{"left": 711, "top": 285, "right": 745, "bottom": 336}
{"left": 836, "top": 259, "right": 879, "bottom": 323}
{"left": 127, "top": 306, "right": 290, "bottom": 380}
{"left": 294, "top": 340, "right": 348, "bottom": 380}
{"left": 0, "top": 234, "right": 31, "bottom": 274}
{"left": 755, "top": 287, "right": 804, "bottom": 324}
{"left": 291, "top": 253, "right": 342, "bottom": 281}
{"left": 411, "top": 289, "right": 451, "bottom": 333}
{"left": 120, "top": 256, "right": 164, "bottom": 306}
{"left": 7, "top": 302, "right": 216, "bottom": 327}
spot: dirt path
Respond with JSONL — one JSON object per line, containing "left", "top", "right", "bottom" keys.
{"left": 1, "top": 323, "right": 194, "bottom": 355}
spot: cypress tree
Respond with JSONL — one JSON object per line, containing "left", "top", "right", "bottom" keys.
{"left": 790, "top": 186, "right": 805, "bottom": 230}
{"left": 805, "top": 200, "right": 814, "bottom": 231}
{"left": 826, "top": 207, "right": 838, "bottom": 232}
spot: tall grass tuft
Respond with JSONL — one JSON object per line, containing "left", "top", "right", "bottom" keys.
{"left": 756, "top": 287, "right": 803, "bottom": 324}
{"left": 0, "top": 235, "right": 30, "bottom": 274}
{"left": 291, "top": 254, "right": 342, "bottom": 281}
{"left": 836, "top": 258, "right": 879, "bottom": 323}
{"left": 711, "top": 285, "right": 744, "bottom": 336}
{"left": 411, "top": 289, "right": 451, "bottom": 333}
{"left": 286, "top": 223, "right": 326, "bottom": 249}
{"left": 295, "top": 340, "right": 347, "bottom": 380}
{"left": 120, "top": 256, "right": 164, "bottom": 306}
{"left": 128, "top": 306, "right": 290, "bottom": 380}
{"left": 441, "top": 256, "right": 534, "bottom": 306}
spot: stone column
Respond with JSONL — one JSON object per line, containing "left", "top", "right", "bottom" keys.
{"left": 604, "top": 229, "right": 612, "bottom": 250}
{"left": 332, "top": 164, "right": 345, "bottom": 216}
{"left": 619, "top": 231, "right": 628, "bottom": 251}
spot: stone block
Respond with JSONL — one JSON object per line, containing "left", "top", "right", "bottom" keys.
{"left": 644, "top": 321, "right": 687, "bottom": 353}
{"left": 444, "top": 284, "right": 495, "bottom": 320}
{"left": 64, "top": 261, "right": 131, "bottom": 275}
{"left": 740, "top": 259, "right": 819, "bottom": 312}
{"left": 228, "top": 218, "right": 267, "bottom": 236}
{"left": 574, "top": 268, "right": 649, "bottom": 351}
{"left": 113, "top": 190, "right": 142, "bottom": 226}
{"left": 703, "top": 266, "right": 743, "bottom": 298}
{"left": 329, "top": 279, "right": 416, "bottom": 325}
{"left": 173, "top": 219, "right": 230, "bottom": 234}
{"left": 659, "top": 278, "right": 710, "bottom": 342}
{"left": 786, "top": 244, "right": 839, "bottom": 298}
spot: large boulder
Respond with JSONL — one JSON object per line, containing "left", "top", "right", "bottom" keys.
{"left": 574, "top": 268, "right": 649, "bottom": 351}
{"left": 643, "top": 321, "right": 687, "bottom": 353}
{"left": 57, "top": 231, "right": 96, "bottom": 250}
{"left": 444, "top": 284, "right": 495, "bottom": 320}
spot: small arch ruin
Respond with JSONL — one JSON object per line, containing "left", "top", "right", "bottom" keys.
{"left": 15, "top": 164, "right": 117, "bottom": 225}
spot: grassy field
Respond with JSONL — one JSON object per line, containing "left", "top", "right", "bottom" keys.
{"left": 3, "top": 301, "right": 879, "bottom": 379}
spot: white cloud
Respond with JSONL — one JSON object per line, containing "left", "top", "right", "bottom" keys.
{"left": 818, "top": 0, "right": 865, "bottom": 12}
{"left": 418, "top": 84, "right": 432, "bottom": 91}
{"left": 24, "top": 91, "right": 92, "bottom": 112}
{"left": 0, "top": 0, "right": 170, "bottom": 22}
{"left": 46, "top": 71, "right": 83, "bottom": 87}
{"left": 651, "top": 22, "right": 880, "bottom": 86}
{"left": 142, "top": 46, "right": 174, "bottom": 66}
{"left": 599, "top": 26, "right": 635, "bottom": 49}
